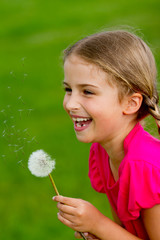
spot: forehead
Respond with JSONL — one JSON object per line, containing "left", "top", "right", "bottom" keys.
{"left": 64, "top": 55, "right": 108, "bottom": 85}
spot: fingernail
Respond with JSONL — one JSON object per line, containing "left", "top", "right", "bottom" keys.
{"left": 52, "top": 196, "right": 56, "bottom": 200}
{"left": 84, "top": 232, "right": 88, "bottom": 237}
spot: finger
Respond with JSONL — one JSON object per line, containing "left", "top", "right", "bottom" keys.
{"left": 57, "top": 212, "right": 75, "bottom": 229}
{"left": 58, "top": 210, "right": 75, "bottom": 223}
{"left": 74, "top": 231, "right": 83, "bottom": 239}
{"left": 74, "top": 231, "right": 90, "bottom": 239}
{"left": 53, "top": 195, "right": 79, "bottom": 207}
{"left": 75, "top": 232, "right": 100, "bottom": 240}
{"left": 57, "top": 202, "right": 75, "bottom": 215}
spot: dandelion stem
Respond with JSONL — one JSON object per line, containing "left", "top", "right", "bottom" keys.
{"left": 48, "top": 173, "right": 59, "bottom": 195}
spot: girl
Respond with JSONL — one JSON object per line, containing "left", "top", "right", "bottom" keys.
{"left": 53, "top": 30, "right": 160, "bottom": 240}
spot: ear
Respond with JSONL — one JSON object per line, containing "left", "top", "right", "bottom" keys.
{"left": 123, "top": 93, "right": 143, "bottom": 115}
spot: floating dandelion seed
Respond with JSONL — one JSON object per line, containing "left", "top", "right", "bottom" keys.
{"left": 1, "top": 109, "right": 5, "bottom": 113}
{"left": 17, "top": 160, "right": 23, "bottom": 164}
{"left": 10, "top": 71, "right": 16, "bottom": 79}
{"left": 23, "top": 128, "right": 28, "bottom": 132}
{"left": 18, "top": 96, "right": 25, "bottom": 105}
{"left": 28, "top": 150, "right": 59, "bottom": 195}
{"left": 27, "top": 109, "right": 34, "bottom": 117}
{"left": 24, "top": 73, "right": 28, "bottom": 78}
{"left": 17, "top": 160, "right": 26, "bottom": 169}
{"left": 21, "top": 57, "right": 26, "bottom": 61}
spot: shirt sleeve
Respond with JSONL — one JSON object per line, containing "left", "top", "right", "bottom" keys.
{"left": 118, "top": 160, "right": 160, "bottom": 221}
{"left": 88, "top": 143, "right": 106, "bottom": 193}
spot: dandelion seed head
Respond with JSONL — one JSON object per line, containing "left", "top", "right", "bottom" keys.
{"left": 28, "top": 150, "right": 55, "bottom": 177}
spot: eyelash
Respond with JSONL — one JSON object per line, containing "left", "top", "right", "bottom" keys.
{"left": 64, "top": 87, "right": 72, "bottom": 92}
{"left": 83, "top": 90, "right": 94, "bottom": 95}
{"left": 64, "top": 87, "right": 94, "bottom": 95}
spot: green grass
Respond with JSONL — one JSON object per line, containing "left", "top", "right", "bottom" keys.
{"left": 0, "top": 0, "right": 160, "bottom": 239}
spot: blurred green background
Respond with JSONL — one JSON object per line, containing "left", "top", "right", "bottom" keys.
{"left": 0, "top": 0, "right": 160, "bottom": 239}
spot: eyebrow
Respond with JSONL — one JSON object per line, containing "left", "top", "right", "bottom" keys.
{"left": 63, "top": 81, "right": 99, "bottom": 89}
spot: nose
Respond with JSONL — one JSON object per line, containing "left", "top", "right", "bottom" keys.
{"left": 63, "top": 93, "right": 80, "bottom": 112}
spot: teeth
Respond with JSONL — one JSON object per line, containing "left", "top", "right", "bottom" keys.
{"left": 72, "top": 117, "right": 90, "bottom": 122}
{"left": 76, "top": 123, "right": 86, "bottom": 128}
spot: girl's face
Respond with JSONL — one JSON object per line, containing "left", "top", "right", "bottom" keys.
{"left": 63, "top": 55, "right": 127, "bottom": 145}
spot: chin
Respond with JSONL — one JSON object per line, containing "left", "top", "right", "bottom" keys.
{"left": 75, "top": 134, "right": 93, "bottom": 143}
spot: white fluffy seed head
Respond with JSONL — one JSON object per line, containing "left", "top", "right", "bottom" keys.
{"left": 28, "top": 149, "right": 55, "bottom": 177}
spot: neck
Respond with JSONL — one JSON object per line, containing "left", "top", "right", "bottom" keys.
{"left": 101, "top": 120, "right": 137, "bottom": 171}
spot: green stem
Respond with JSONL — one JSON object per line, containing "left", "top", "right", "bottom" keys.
{"left": 49, "top": 174, "right": 86, "bottom": 240}
{"left": 48, "top": 173, "right": 59, "bottom": 195}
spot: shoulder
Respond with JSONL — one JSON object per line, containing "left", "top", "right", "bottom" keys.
{"left": 124, "top": 125, "right": 160, "bottom": 168}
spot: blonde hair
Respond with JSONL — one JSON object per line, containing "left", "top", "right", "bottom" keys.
{"left": 63, "top": 30, "right": 160, "bottom": 133}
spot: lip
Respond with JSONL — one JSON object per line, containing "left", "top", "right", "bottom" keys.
{"left": 70, "top": 114, "right": 92, "bottom": 132}
{"left": 74, "top": 122, "right": 91, "bottom": 132}
{"left": 70, "top": 114, "right": 91, "bottom": 119}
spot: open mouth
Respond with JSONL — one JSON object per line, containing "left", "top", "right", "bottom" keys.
{"left": 72, "top": 117, "right": 92, "bottom": 129}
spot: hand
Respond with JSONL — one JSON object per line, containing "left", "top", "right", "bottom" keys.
{"left": 75, "top": 231, "right": 100, "bottom": 239}
{"left": 52, "top": 195, "right": 103, "bottom": 234}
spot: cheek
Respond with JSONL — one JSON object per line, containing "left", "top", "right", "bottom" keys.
{"left": 63, "top": 95, "right": 67, "bottom": 112}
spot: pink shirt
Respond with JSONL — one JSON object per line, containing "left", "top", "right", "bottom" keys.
{"left": 88, "top": 123, "right": 160, "bottom": 239}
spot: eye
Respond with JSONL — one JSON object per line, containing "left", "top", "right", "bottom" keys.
{"left": 83, "top": 89, "right": 94, "bottom": 95}
{"left": 64, "top": 87, "right": 72, "bottom": 93}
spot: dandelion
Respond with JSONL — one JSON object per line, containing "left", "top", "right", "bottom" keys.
{"left": 28, "top": 149, "right": 59, "bottom": 195}
{"left": 28, "top": 150, "right": 86, "bottom": 240}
